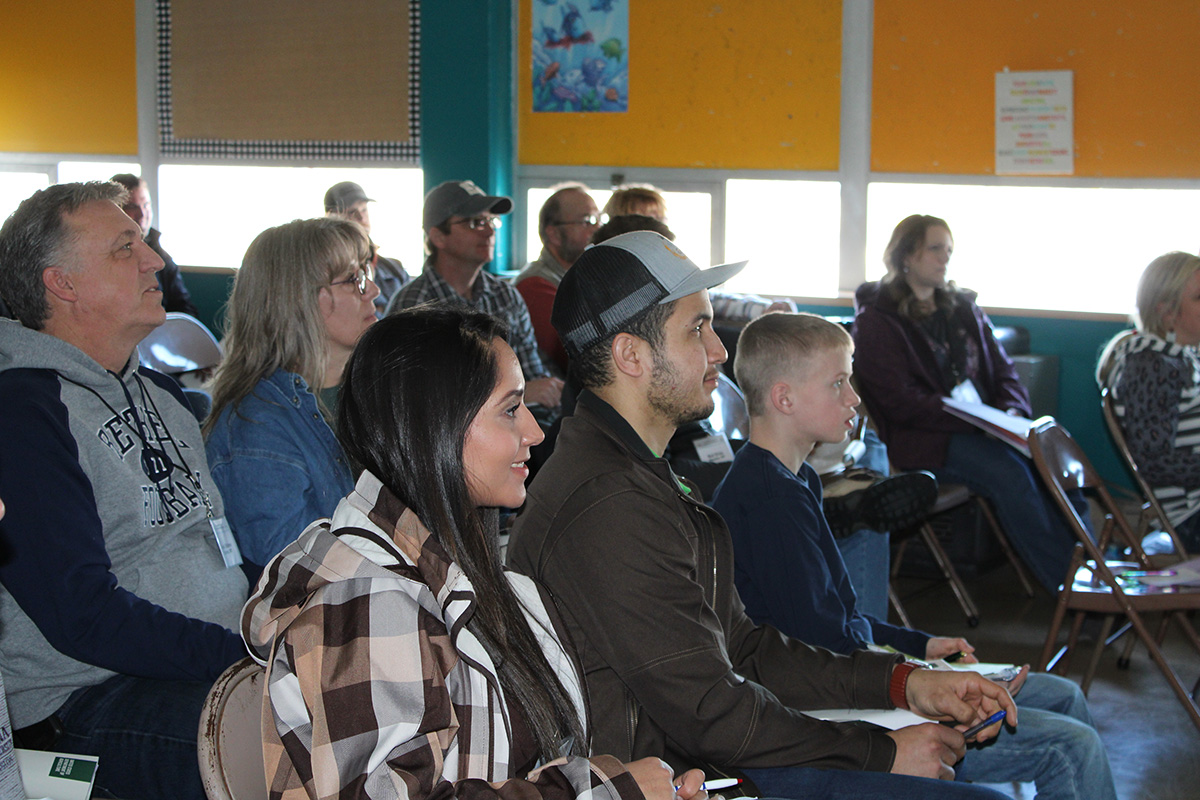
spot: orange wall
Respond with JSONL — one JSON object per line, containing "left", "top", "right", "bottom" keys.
{"left": 874, "top": 1, "right": 1200, "bottom": 177}
{"left": 518, "top": 1, "right": 843, "bottom": 171}
{"left": 0, "top": 1, "right": 138, "bottom": 154}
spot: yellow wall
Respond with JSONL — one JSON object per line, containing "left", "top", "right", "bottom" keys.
{"left": 873, "top": 0, "right": 1200, "bottom": 177}
{"left": 518, "top": 1, "right": 843, "bottom": 171}
{"left": 0, "top": 1, "right": 138, "bottom": 154}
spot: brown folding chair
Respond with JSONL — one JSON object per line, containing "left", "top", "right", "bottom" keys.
{"left": 851, "top": 395, "right": 1037, "bottom": 628}
{"left": 1027, "top": 418, "right": 1200, "bottom": 732}
{"left": 889, "top": 484, "right": 1036, "bottom": 628}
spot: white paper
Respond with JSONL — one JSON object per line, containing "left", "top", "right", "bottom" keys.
{"left": 14, "top": 750, "right": 97, "bottom": 800}
{"left": 0, "top": 673, "right": 22, "bottom": 800}
{"left": 805, "top": 707, "right": 931, "bottom": 730}
{"left": 941, "top": 397, "right": 1036, "bottom": 457}
{"left": 1130, "top": 556, "right": 1200, "bottom": 587}
{"left": 996, "top": 70, "right": 1074, "bottom": 175}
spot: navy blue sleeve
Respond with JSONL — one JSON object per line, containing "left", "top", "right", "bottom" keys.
{"left": 865, "top": 615, "right": 932, "bottom": 659}
{"left": 0, "top": 370, "right": 245, "bottom": 681}
{"left": 715, "top": 452, "right": 876, "bottom": 656}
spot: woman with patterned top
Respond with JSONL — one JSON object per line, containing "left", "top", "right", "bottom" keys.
{"left": 1099, "top": 251, "right": 1200, "bottom": 552}
{"left": 852, "top": 214, "right": 1084, "bottom": 593}
{"left": 242, "top": 305, "right": 704, "bottom": 800}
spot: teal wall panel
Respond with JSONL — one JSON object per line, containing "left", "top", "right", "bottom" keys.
{"left": 420, "top": 0, "right": 515, "bottom": 272}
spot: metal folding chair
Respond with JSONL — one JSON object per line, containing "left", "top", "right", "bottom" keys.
{"left": 1027, "top": 419, "right": 1200, "bottom": 732}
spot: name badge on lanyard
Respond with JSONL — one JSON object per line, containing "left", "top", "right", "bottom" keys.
{"left": 951, "top": 379, "right": 983, "bottom": 405}
{"left": 209, "top": 516, "right": 243, "bottom": 569}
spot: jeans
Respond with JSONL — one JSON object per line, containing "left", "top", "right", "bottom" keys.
{"left": 933, "top": 433, "right": 1086, "bottom": 593}
{"left": 744, "top": 675, "right": 1113, "bottom": 800}
{"left": 836, "top": 529, "right": 890, "bottom": 620}
{"left": 53, "top": 673, "right": 211, "bottom": 800}
{"left": 956, "top": 673, "right": 1117, "bottom": 800}
{"left": 742, "top": 765, "right": 1010, "bottom": 799}
{"left": 836, "top": 428, "right": 894, "bottom": 619}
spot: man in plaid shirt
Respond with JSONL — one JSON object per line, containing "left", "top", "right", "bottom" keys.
{"left": 389, "top": 180, "right": 564, "bottom": 410}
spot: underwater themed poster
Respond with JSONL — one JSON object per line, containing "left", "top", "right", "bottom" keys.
{"left": 532, "top": 0, "right": 628, "bottom": 113}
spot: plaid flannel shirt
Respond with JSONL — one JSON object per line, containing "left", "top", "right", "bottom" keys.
{"left": 388, "top": 260, "right": 550, "bottom": 380}
{"left": 243, "top": 471, "right": 640, "bottom": 800}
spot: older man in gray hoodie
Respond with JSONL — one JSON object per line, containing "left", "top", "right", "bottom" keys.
{"left": 0, "top": 182, "right": 248, "bottom": 800}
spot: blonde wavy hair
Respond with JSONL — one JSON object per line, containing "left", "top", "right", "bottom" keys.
{"left": 204, "top": 217, "right": 370, "bottom": 434}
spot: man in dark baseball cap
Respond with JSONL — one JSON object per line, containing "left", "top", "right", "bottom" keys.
{"left": 324, "top": 181, "right": 409, "bottom": 313}
{"left": 389, "top": 180, "right": 562, "bottom": 410}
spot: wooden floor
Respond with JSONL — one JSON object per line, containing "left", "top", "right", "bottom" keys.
{"left": 892, "top": 560, "right": 1200, "bottom": 800}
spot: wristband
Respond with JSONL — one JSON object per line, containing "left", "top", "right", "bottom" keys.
{"left": 889, "top": 661, "right": 921, "bottom": 710}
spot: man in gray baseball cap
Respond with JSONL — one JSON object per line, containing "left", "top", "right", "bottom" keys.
{"left": 389, "top": 180, "right": 562, "bottom": 410}
{"left": 509, "top": 231, "right": 1022, "bottom": 800}
{"left": 324, "top": 181, "right": 409, "bottom": 314}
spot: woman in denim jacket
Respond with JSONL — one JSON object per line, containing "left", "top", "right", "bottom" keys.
{"left": 205, "top": 217, "right": 380, "bottom": 584}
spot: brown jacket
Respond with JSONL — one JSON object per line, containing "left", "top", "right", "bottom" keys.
{"left": 508, "top": 392, "right": 901, "bottom": 776}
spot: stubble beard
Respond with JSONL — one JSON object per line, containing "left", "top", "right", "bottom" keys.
{"left": 647, "top": 353, "right": 715, "bottom": 429}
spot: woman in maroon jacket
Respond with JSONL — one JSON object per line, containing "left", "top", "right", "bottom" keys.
{"left": 852, "top": 214, "right": 1082, "bottom": 593}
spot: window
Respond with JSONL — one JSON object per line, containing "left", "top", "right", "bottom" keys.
{"left": 523, "top": 186, "right": 712, "bottom": 270}
{"left": 866, "top": 182, "right": 1200, "bottom": 314}
{"left": 0, "top": 172, "right": 50, "bottom": 219}
{"left": 723, "top": 178, "right": 842, "bottom": 298}
{"left": 157, "top": 165, "right": 425, "bottom": 270}
{"left": 57, "top": 161, "right": 141, "bottom": 183}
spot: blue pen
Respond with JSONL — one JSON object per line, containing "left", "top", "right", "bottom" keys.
{"left": 963, "top": 709, "right": 1007, "bottom": 740}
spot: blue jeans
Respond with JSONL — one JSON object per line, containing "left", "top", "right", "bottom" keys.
{"left": 933, "top": 433, "right": 1086, "bottom": 593}
{"left": 742, "top": 765, "right": 1010, "bottom": 799}
{"left": 957, "top": 672, "right": 1116, "bottom": 799}
{"left": 836, "top": 529, "right": 890, "bottom": 620}
{"left": 836, "top": 428, "right": 893, "bottom": 619}
{"left": 53, "top": 673, "right": 211, "bottom": 800}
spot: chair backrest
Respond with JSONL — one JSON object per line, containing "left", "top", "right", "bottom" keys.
{"left": 708, "top": 371, "right": 750, "bottom": 441}
{"left": 1027, "top": 418, "right": 1147, "bottom": 566}
{"left": 1095, "top": 328, "right": 1136, "bottom": 386}
{"left": 139, "top": 312, "right": 223, "bottom": 375}
{"left": 198, "top": 657, "right": 268, "bottom": 800}
{"left": 1100, "top": 386, "right": 1188, "bottom": 554}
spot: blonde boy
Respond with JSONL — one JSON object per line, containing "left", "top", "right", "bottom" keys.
{"left": 711, "top": 313, "right": 1115, "bottom": 800}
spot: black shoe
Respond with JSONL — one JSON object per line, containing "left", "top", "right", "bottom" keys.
{"left": 822, "top": 470, "right": 938, "bottom": 538}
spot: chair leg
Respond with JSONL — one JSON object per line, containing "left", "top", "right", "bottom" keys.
{"left": 1121, "top": 607, "right": 1200, "bottom": 734}
{"left": 918, "top": 523, "right": 980, "bottom": 626}
{"left": 1081, "top": 615, "right": 1117, "bottom": 695}
{"left": 1038, "top": 581, "right": 1074, "bottom": 672}
{"left": 889, "top": 583, "right": 913, "bottom": 630}
{"left": 976, "top": 498, "right": 1037, "bottom": 598}
{"left": 1117, "top": 622, "right": 1138, "bottom": 669}
{"left": 1170, "top": 611, "right": 1200, "bottom": 658}
{"left": 1061, "top": 611, "right": 1087, "bottom": 679}
{"left": 891, "top": 539, "right": 909, "bottom": 579}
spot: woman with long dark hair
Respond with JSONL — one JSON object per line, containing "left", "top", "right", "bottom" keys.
{"left": 243, "top": 304, "right": 701, "bottom": 800}
{"left": 852, "top": 214, "right": 1081, "bottom": 593}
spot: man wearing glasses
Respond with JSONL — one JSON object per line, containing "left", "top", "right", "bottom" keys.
{"left": 389, "top": 180, "right": 564, "bottom": 410}
{"left": 324, "top": 180, "right": 410, "bottom": 315}
{"left": 516, "top": 183, "right": 601, "bottom": 374}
